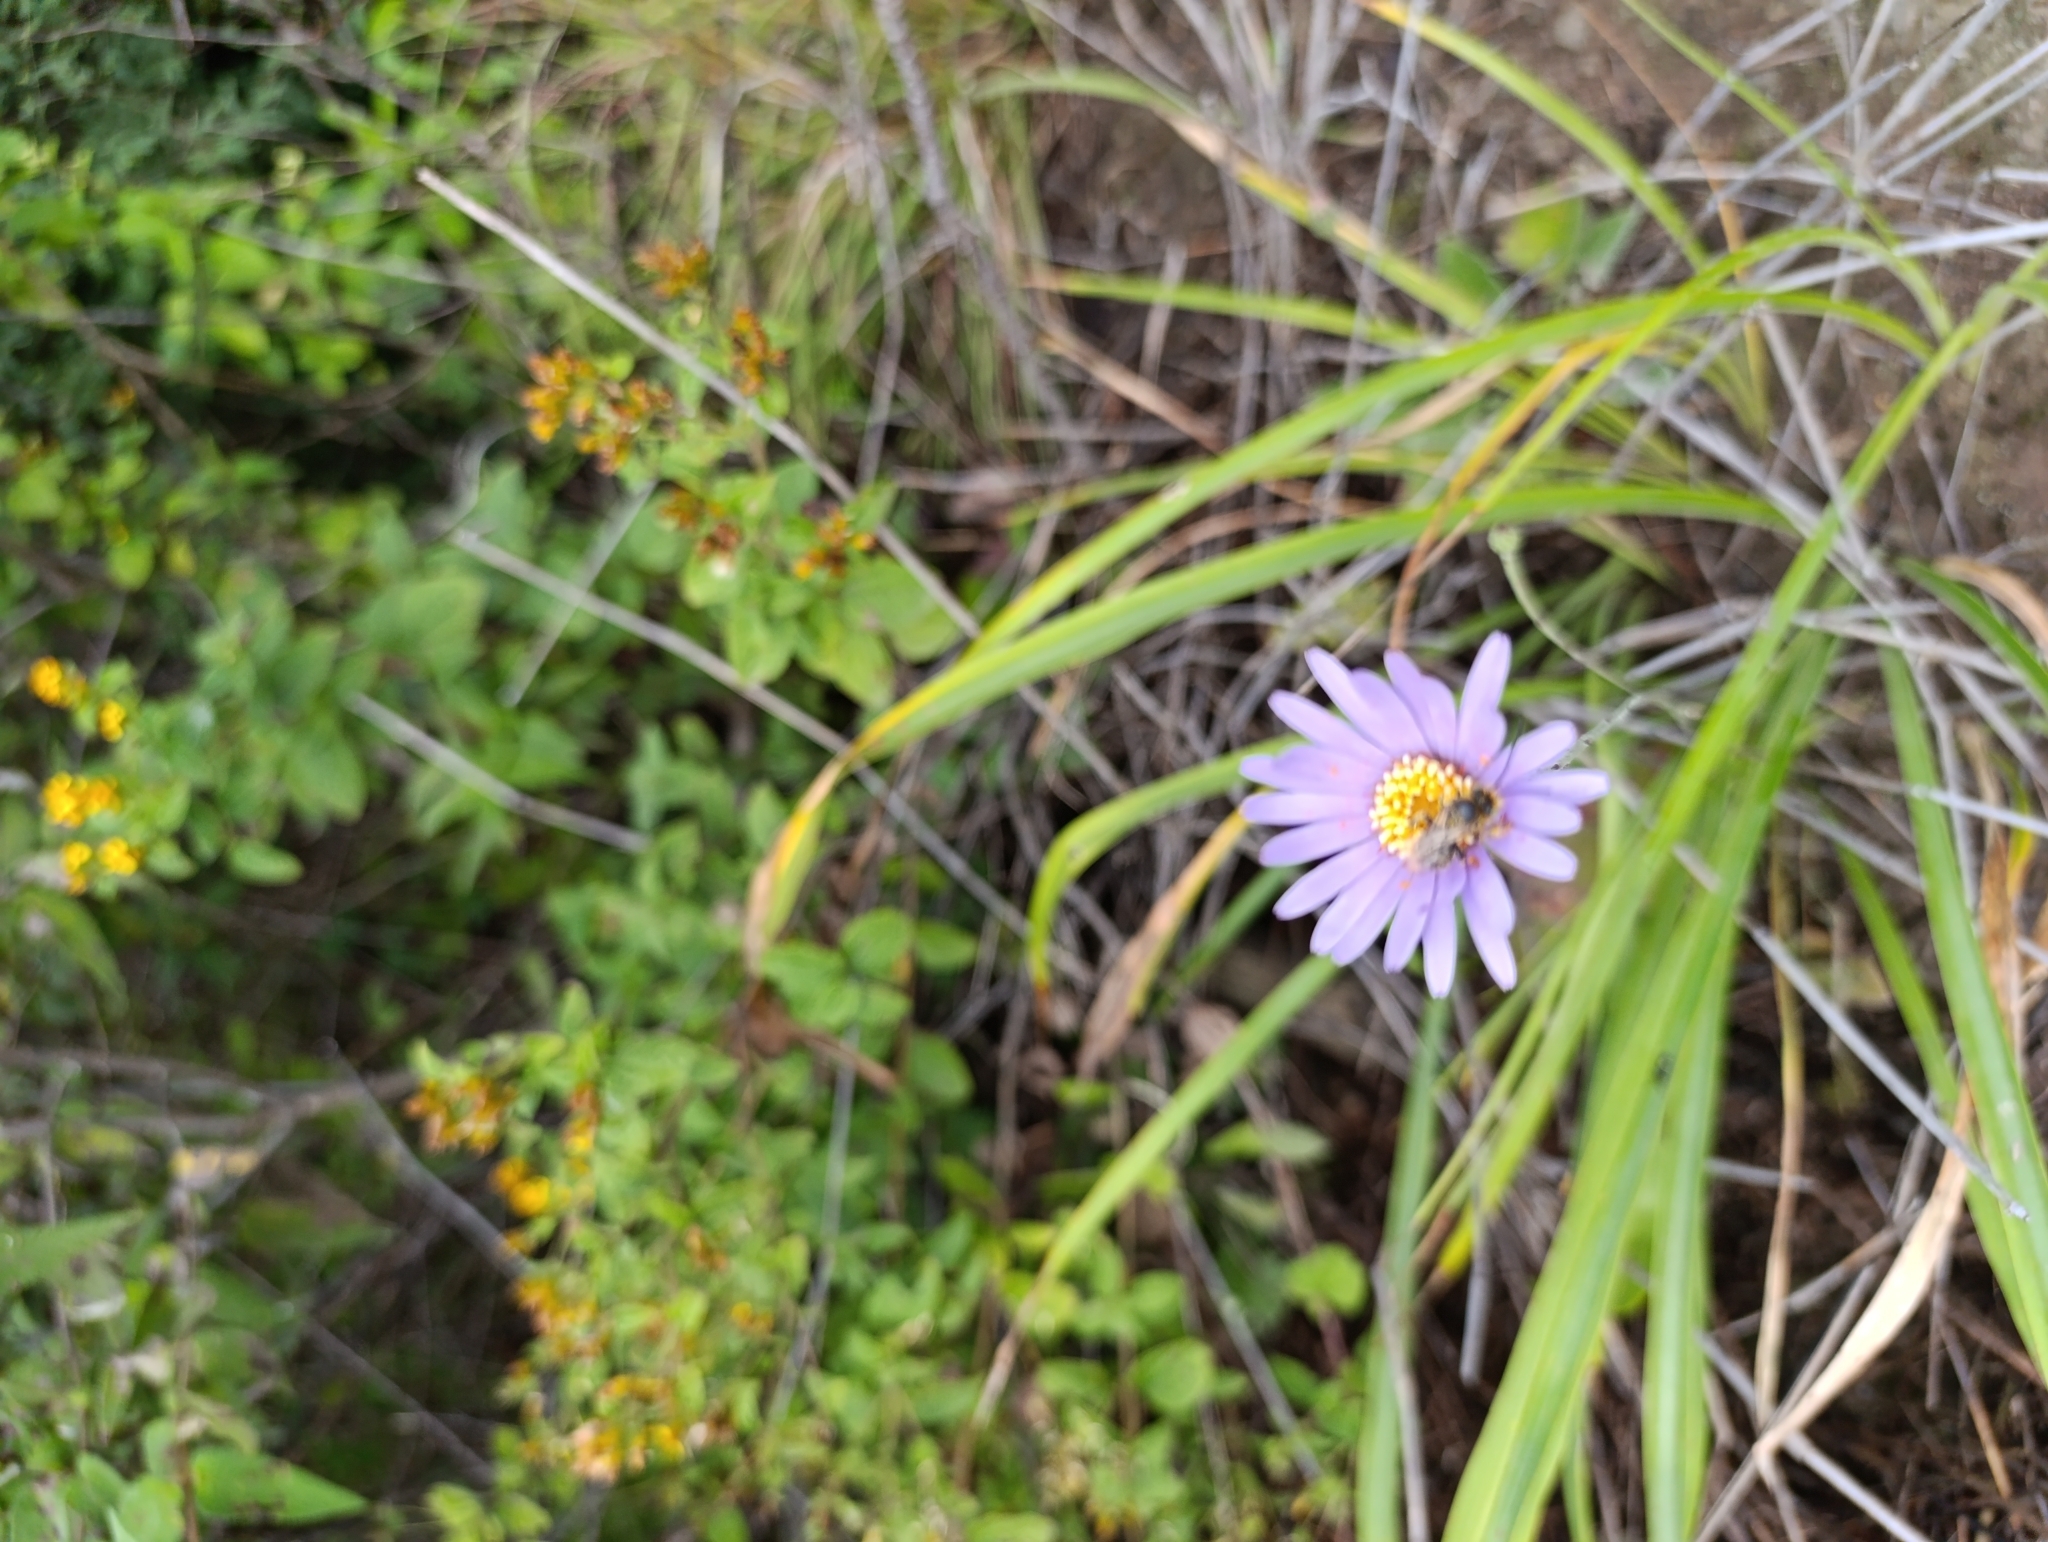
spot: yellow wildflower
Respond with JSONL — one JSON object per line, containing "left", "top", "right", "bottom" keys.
{"left": 61, "top": 842, "right": 93, "bottom": 895}
{"left": 728, "top": 308, "right": 784, "bottom": 397}
{"left": 491, "top": 1156, "right": 552, "bottom": 1218}
{"left": 792, "top": 507, "right": 876, "bottom": 582}
{"left": 402, "top": 1071, "right": 512, "bottom": 1154}
{"left": 644, "top": 1424, "right": 684, "bottom": 1462}
{"left": 519, "top": 348, "right": 602, "bottom": 445}
{"left": 562, "top": 1084, "right": 600, "bottom": 1158}
{"left": 96, "top": 700, "right": 127, "bottom": 742}
{"left": 28, "top": 658, "right": 87, "bottom": 709}
{"left": 511, "top": 1275, "right": 596, "bottom": 1340}
{"left": 633, "top": 238, "right": 710, "bottom": 300}
{"left": 567, "top": 1421, "right": 623, "bottom": 1483}
{"left": 42, "top": 773, "right": 121, "bottom": 828}
{"left": 96, "top": 838, "right": 140, "bottom": 876}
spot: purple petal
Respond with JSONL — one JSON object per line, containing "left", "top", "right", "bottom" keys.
{"left": 1243, "top": 791, "right": 1374, "bottom": 826}
{"left": 1243, "top": 744, "right": 1381, "bottom": 794}
{"left": 1462, "top": 852, "right": 1518, "bottom": 992}
{"left": 1269, "top": 691, "right": 1383, "bottom": 761}
{"left": 1382, "top": 873, "right": 1436, "bottom": 973}
{"left": 1260, "top": 818, "right": 1376, "bottom": 866}
{"left": 1493, "top": 721, "right": 1579, "bottom": 788}
{"left": 1341, "top": 666, "right": 1429, "bottom": 755}
{"left": 1515, "top": 767, "right": 1609, "bottom": 806}
{"left": 1498, "top": 794, "right": 1583, "bottom": 837}
{"left": 1487, "top": 828, "right": 1578, "bottom": 882}
{"left": 1385, "top": 653, "right": 1459, "bottom": 758}
{"left": 1456, "top": 633, "right": 1511, "bottom": 769}
{"left": 1306, "top": 649, "right": 1400, "bottom": 752}
{"left": 1275, "top": 845, "right": 1394, "bottom": 920}
{"left": 1310, "top": 859, "right": 1401, "bottom": 955}
{"left": 1328, "top": 868, "right": 1408, "bottom": 964}
{"left": 1421, "top": 864, "right": 1466, "bottom": 997}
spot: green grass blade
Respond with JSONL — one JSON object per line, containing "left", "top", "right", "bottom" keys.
{"left": 1642, "top": 940, "right": 1729, "bottom": 1542}
{"left": 1358, "top": 997, "right": 1452, "bottom": 1542}
{"left": 1898, "top": 558, "right": 2048, "bottom": 717}
{"left": 1358, "top": 0, "right": 1708, "bottom": 269}
{"left": 1034, "top": 955, "right": 1338, "bottom": 1292}
{"left": 1028, "top": 739, "right": 1291, "bottom": 991}
{"left": 1881, "top": 648, "right": 2048, "bottom": 1373}
{"left": 1444, "top": 610, "right": 1838, "bottom": 1542}
{"left": 1030, "top": 266, "right": 1391, "bottom": 340}
{"left": 1838, "top": 846, "right": 1957, "bottom": 1109}
{"left": 979, "top": 66, "right": 1482, "bottom": 325}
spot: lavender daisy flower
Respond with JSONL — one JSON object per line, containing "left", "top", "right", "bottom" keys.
{"left": 1240, "top": 634, "right": 1607, "bottom": 997}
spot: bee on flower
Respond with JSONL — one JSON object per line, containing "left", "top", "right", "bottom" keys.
{"left": 1242, "top": 634, "right": 1607, "bottom": 997}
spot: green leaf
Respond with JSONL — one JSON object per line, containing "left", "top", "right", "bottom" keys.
{"left": 936, "top": 1155, "right": 1001, "bottom": 1211}
{"left": 106, "top": 534, "right": 157, "bottom": 591}
{"left": 1437, "top": 236, "right": 1507, "bottom": 304}
{"left": 190, "top": 1448, "right": 367, "bottom": 1525}
{"left": 905, "top": 1034, "right": 974, "bottom": 1109}
{"left": 1500, "top": 197, "right": 1585, "bottom": 282}
{"left": 841, "top": 907, "right": 914, "bottom": 978}
{"left": 1281, "top": 1243, "right": 1367, "bottom": 1317}
{"left": 1131, "top": 1336, "right": 1216, "bottom": 1417}
{"left": 226, "top": 839, "right": 303, "bottom": 886}
{"left": 1203, "top": 1118, "right": 1331, "bottom": 1167}
{"left": 283, "top": 719, "right": 366, "bottom": 823}
{"left": 353, "top": 573, "right": 486, "bottom": 678}
{"left": 114, "top": 1479, "right": 184, "bottom": 1542}
{"left": 913, "top": 920, "right": 979, "bottom": 974}
{"left": 0, "top": 1210, "right": 143, "bottom": 1295}
{"left": 965, "top": 1517, "right": 1057, "bottom": 1542}
{"left": 724, "top": 602, "right": 793, "bottom": 685}
{"left": 842, "top": 560, "right": 960, "bottom": 662}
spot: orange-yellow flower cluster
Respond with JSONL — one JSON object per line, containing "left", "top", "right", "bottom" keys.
{"left": 30, "top": 658, "right": 132, "bottom": 741}
{"left": 42, "top": 773, "right": 121, "bottom": 828}
{"left": 633, "top": 238, "right": 710, "bottom": 300}
{"left": 403, "top": 1071, "right": 513, "bottom": 1155}
{"left": 511, "top": 1273, "right": 598, "bottom": 1343}
{"left": 491, "top": 1156, "right": 553, "bottom": 1218}
{"left": 28, "top": 657, "right": 87, "bottom": 709}
{"left": 728, "top": 309, "right": 784, "bottom": 397}
{"left": 791, "top": 507, "right": 876, "bottom": 582}
{"left": 562, "top": 1084, "right": 600, "bottom": 1161}
{"left": 519, "top": 350, "right": 674, "bottom": 474}
{"left": 59, "top": 836, "right": 143, "bottom": 894}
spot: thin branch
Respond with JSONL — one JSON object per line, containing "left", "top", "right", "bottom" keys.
{"left": 346, "top": 692, "right": 648, "bottom": 853}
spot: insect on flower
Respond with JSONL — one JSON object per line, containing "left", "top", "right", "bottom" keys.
{"left": 1241, "top": 634, "right": 1608, "bottom": 997}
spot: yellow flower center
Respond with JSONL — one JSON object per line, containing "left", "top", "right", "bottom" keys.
{"left": 1370, "top": 753, "right": 1499, "bottom": 869}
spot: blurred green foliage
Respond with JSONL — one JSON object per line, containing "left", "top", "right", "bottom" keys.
{"left": 0, "top": 3, "right": 1359, "bottom": 1540}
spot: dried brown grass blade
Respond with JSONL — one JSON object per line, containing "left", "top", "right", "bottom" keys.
{"left": 1755, "top": 836, "right": 1806, "bottom": 1420}
{"left": 1077, "top": 812, "right": 1247, "bottom": 1078}
{"left": 1759, "top": 1106, "right": 1971, "bottom": 1457}
{"left": 1935, "top": 554, "right": 2048, "bottom": 656}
